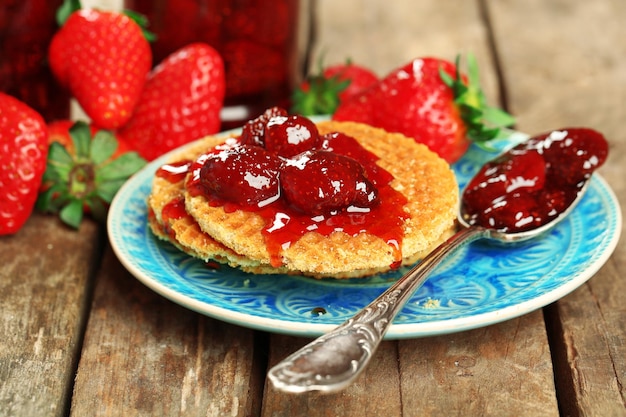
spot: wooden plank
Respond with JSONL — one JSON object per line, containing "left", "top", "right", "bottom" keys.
{"left": 0, "top": 214, "right": 102, "bottom": 417}
{"left": 547, "top": 273, "right": 626, "bottom": 416}
{"left": 262, "top": 335, "right": 402, "bottom": 417}
{"left": 399, "top": 311, "right": 558, "bottom": 417}
{"left": 69, "top": 245, "right": 263, "bottom": 417}
{"left": 486, "top": 0, "right": 626, "bottom": 415}
{"left": 487, "top": 0, "right": 626, "bottom": 134}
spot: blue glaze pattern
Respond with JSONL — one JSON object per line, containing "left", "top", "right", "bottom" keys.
{"left": 108, "top": 131, "right": 621, "bottom": 339}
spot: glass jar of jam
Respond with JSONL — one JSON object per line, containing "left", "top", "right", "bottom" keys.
{"left": 124, "top": 0, "right": 314, "bottom": 129}
{"left": 0, "top": 0, "right": 71, "bottom": 121}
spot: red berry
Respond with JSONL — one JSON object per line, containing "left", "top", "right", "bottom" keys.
{"left": 0, "top": 93, "right": 48, "bottom": 235}
{"left": 199, "top": 144, "right": 281, "bottom": 207}
{"left": 292, "top": 61, "right": 379, "bottom": 116}
{"left": 48, "top": 9, "right": 152, "bottom": 129}
{"left": 119, "top": 43, "right": 225, "bottom": 161}
{"left": 280, "top": 150, "right": 378, "bottom": 214}
{"left": 265, "top": 114, "right": 321, "bottom": 158}
{"left": 334, "top": 56, "right": 515, "bottom": 163}
{"left": 332, "top": 86, "right": 377, "bottom": 125}
{"left": 323, "top": 63, "right": 379, "bottom": 103}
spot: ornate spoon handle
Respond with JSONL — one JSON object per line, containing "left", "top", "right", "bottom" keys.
{"left": 267, "top": 226, "right": 486, "bottom": 393}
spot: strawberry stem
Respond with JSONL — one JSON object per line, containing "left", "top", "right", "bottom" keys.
{"left": 55, "top": 0, "right": 156, "bottom": 42}
{"left": 37, "top": 121, "right": 146, "bottom": 229}
{"left": 291, "top": 57, "right": 350, "bottom": 116}
{"left": 440, "top": 54, "right": 516, "bottom": 145}
{"left": 56, "top": 0, "right": 81, "bottom": 26}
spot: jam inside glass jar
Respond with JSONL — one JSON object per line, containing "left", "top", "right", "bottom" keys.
{"left": 0, "top": 0, "right": 71, "bottom": 121}
{"left": 123, "top": 0, "right": 313, "bottom": 129}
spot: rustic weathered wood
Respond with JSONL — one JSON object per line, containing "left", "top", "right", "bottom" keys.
{"left": 262, "top": 335, "right": 402, "bottom": 417}
{"left": 69, "top": 245, "right": 263, "bottom": 416}
{"left": 0, "top": 214, "right": 102, "bottom": 417}
{"left": 399, "top": 311, "right": 558, "bottom": 417}
{"left": 487, "top": 0, "right": 626, "bottom": 416}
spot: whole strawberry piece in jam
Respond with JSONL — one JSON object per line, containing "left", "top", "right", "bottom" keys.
{"left": 48, "top": 3, "right": 152, "bottom": 129}
{"left": 265, "top": 114, "right": 321, "bottom": 158}
{"left": 463, "top": 149, "right": 546, "bottom": 210}
{"left": 0, "top": 93, "right": 48, "bottom": 235}
{"left": 240, "top": 106, "right": 288, "bottom": 147}
{"left": 119, "top": 43, "right": 225, "bottom": 161}
{"left": 292, "top": 61, "right": 379, "bottom": 116}
{"left": 334, "top": 55, "right": 515, "bottom": 163}
{"left": 280, "top": 151, "right": 378, "bottom": 214}
{"left": 199, "top": 144, "right": 281, "bottom": 207}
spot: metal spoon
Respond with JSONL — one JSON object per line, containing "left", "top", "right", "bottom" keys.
{"left": 267, "top": 178, "right": 591, "bottom": 394}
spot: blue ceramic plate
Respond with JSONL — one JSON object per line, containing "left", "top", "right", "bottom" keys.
{"left": 108, "top": 130, "right": 621, "bottom": 339}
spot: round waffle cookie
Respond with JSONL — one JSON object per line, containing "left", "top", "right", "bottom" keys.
{"left": 147, "top": 136, "right": 289, "bottom": 275}
{"left": 183, "top": 121, "right": 458, "bottom": 277}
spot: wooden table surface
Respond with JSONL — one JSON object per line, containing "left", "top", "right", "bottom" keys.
{"left": 1, "top": 0, "right": 624, "bottom": 416}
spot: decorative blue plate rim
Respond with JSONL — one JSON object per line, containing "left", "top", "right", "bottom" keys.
{"left": 107, "top": 130, "right": 622, "bottom": 339}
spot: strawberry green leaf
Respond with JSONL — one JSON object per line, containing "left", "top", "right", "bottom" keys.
{"left": 56, "top": 0, "right": 82, "bottom": 26}
{"left": 87, "top": 198, "right": 108, "bottom": 223}
{"left": 90, "top": 130, "right": 118, "bottom": 164}
{"left": 95, "top": 179, "right": 128, "bottom": 203}
{"left": 69, "top": 121, "right": 92, "bottom": 159}
{"left": 291, "top": 76, "right": 349, "bottom": 116}
{"left": 59, "top": 199, "right": 84, "bottom": 229}
{"left": 35, "top": 186, "right": 60, "bottom": 212}
{"left": 45, "top": 142, "right": 74, "bottom": 181}
{"left": 123, "top": 9, "right": 157, "bottom": 42}
{"left": 291, "top": 55, "right": 351, "bottom": 116}
{"left": 482, "top": 106, "right": 517, "bottom": 128}
{"left": 440, "top": 53, "right": 516, "bottom": 145}
{"left": 96, "top": 152, "right": 146, "bottom": 181}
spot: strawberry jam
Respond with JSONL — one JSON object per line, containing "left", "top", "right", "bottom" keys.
{"left": 156, "top": 160, "right": 192, "bottom": 183}
{"left": 462, "top": 128, "right": 608, "bottom": 233}
{"left": 179, "top": 109, "right": 409, "bottom": 268}
{"left": 160, "top": 197, "right": 188, "bottom": 240}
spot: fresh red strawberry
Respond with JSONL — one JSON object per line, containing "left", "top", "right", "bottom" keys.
{"left": 48, "top": 2, "right": 152, "bottom": 129}
{"left": 118, "top": 43, "right": 225, "bottom": 161}
{"left": 37, "top": 120, "right": 146, "bottom": 228}
{"left": 323, "top": 63, "right": 379, "bottom": 103}
{"left": 0, "top": 93, "right": 49, "bottom": 235}
{"left": 292, "top": 61, "right": 379, "bottom": 116}
{"left": 331, "top": 85, "right": 377, "bottom": 125}
{"left": 334, "top": 55, "right": 515, "bottom": 163}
